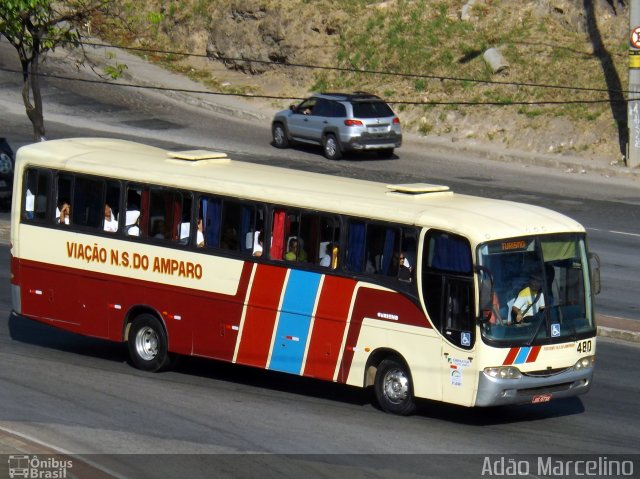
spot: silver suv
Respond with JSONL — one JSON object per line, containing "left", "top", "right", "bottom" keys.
{"left": 272, "top": 92, "right": 402, "bottom": 160}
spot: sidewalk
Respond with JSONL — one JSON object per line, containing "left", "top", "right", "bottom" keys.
{"left": 597, "top": 314, "right": 640, "bottom": 343}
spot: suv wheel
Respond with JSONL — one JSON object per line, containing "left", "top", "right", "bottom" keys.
{"left": 323, "top": 134, "right": 342, "bottom": 160}
{"left": 272, "top": 123, "right": 289, "bottom": 149}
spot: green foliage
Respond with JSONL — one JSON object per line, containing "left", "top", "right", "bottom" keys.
{"left": 148, "top": 11, "right": 164, "bottom": 26}
{"left": 103, "top": 62, "right": 128, "bottom": 79}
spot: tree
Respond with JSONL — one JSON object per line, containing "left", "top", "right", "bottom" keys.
{"left": 0, "top": 0, "right": 110, "bottom": 140}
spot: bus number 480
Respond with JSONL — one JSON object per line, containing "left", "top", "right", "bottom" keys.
{"left": 577, "top": 340, "right": 592, "bottom": 353}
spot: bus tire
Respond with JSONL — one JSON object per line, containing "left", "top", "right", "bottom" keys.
{"left": 127, "top": 314, "right": 171, "bottom": 372}
{"left": 374, "top": 358, "right": 416, "bottom": 415}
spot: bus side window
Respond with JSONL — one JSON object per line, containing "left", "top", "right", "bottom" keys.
{"left": 316, "top": 215, "right": 340, "bottom": 269}
{"left": 24, "top": 168, "right": 50, "bottom": 221}
{"left": 103, "top": 181, "right": 121, "bottom": 233}
{"left": 125, "top": 186, "right": 143, "bottom": 237}
{"left": 56, "top": 174, "right": 73, "bottom": 225}
{"left": 148, "top": 188, "right": 184, "bottom": 242}
{"left": 72, "top": 176, "right": 104, "bottom": 229}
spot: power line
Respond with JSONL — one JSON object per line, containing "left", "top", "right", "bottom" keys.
{"left": 0, "top": 66, "right": 626, "bottom": 107}
{"left": 66, "top": 39, "right": 631, "bottom": 96}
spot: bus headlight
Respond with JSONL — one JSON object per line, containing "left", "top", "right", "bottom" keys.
{"left": 483, "top": 366, "right": 522, "bottom": 379}
{"left": 573, "top": 355, "right": 595, "bottom": 371}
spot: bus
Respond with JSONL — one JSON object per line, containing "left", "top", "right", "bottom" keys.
{"left": 10, "top": 138, "right": 600, "bottom": 415}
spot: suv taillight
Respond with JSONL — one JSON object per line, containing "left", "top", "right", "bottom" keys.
{"left": 344, "top": 119, "right": 364, "bottom": 126}
{"left": 393, "top": 117, "right": 400, "bottom": 124}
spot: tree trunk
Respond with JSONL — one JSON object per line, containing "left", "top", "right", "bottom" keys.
{"left": 20, "top": 51, "right": 46, "bottom": 141}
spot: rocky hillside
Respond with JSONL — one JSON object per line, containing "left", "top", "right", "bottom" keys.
{"left": 97, "top": 0, "right": 630, "bottom": 163}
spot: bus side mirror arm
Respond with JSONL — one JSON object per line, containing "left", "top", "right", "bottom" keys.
{"left": 589, "top": 253, "right": 601, "bottom": 295}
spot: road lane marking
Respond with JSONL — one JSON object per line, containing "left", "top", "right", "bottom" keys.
{"left": 587, "top": 227, "right": 640, "bottom": 238}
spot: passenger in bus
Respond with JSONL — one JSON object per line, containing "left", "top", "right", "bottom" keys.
{"left": 197, "top": 218, "right": 205, "bottom": 247}
{"left": 56, "top": 199, "right": 71, "bottom": 225}
{"left": 390, "top": 251, "right": 412, "bottom": 281}
{"left": 152, "top": 219, "right": 168, "bottom": 239}
{"left": 285, "top": 237, "right": 307, "bottom": 261}
{"left": 103, "top": 203, "right": 118, "bottom": 232}
{"left": 319, "top": 242, "right": 333, "bottom": 267}
{"left": 220, "top": 225, "right": 239, "bottom": 250}
{"left": 511, "top": 275, "right": 545, "bottom": 324}
{"left": 253, "top": 231, "right": 264, "bottom": 257}
{"left": 284, "top": 237, "right": 299, "bottom": 261}
{"left": 125, "top": 210, "right": 140, "bottom": 236}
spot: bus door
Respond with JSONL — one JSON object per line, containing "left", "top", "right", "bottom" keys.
{"left": 440, "top": 276, "right": 478, "bottom": 406}
{"left": 422, "top": 230, "right": 478, "bottom": 406}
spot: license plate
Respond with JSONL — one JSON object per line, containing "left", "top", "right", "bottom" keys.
{"left": 532, "top": 393, "right": 552, "bottom": 404}
{"left": 368, "top": 126, "right": 387, "bottom": 133}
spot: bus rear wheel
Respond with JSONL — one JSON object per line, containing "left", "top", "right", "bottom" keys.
{"left": 127, "top": 314, "right": 171, "bottom": 372}
{"left": 374, "top": 358, "right": 416, "bottom": 415}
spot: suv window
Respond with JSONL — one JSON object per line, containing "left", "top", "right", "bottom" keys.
{"left": 352, "top": 101, "right": 394, "bottom": 118}
{"left": 328, "top": 101, "right": 346, "bottom": 118}
{"left": 312, "top": 98, "right": 331, "bottom": 117}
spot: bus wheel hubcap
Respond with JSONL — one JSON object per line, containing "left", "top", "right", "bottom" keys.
{"left": 136, "top": 326, "right": 159, "bottom": 361}
{"left": 383, "top": 368, "right": 409, "bottom": 404}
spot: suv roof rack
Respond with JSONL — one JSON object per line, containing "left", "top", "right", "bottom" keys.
{"left": 320, "top": 92, "right": 381, "bottom": 101}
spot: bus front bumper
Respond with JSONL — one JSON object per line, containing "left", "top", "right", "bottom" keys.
{"left": 475, "top": 367, "right": 594, "bottom": 407}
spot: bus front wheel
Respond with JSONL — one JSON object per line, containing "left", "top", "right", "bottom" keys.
{"left": 374, "top": 358, "right": 416, "bottom": 415}
{"left": 127, "top": 314, "right": 171, "bottom": 372}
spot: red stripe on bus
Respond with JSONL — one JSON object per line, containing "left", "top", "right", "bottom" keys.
{"left": 503, "top": 348, "right": 519, "bottom": 365}
{"left": 526, "top": 345, "right": 541, "bottom": 363}
{"left": 17, "top": 257, "right": 254, "bottom": 356}
{"left": 337, "top": 286, "right": 431, "bottom": 382}
{"left": 302, "top": 276, "right": 357, "bottom": 381}
{"left": 191, "top": 261, "right": 253, "bottom": 361}
{"left": 235, "top": 264, "right": 287, "bottom": 368}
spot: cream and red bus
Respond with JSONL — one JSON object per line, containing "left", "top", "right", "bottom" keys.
{"left": 10, "top": 138, "right": 599, "bottom": 415}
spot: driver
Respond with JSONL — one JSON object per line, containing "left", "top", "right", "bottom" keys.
{"left": 511, "top": 275, "right": 545, "bottom": 324}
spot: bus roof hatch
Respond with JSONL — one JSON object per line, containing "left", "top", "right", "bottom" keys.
{"left": 385, "top": 183, "right": 451, "bottom": 197}
{"left": 167, "top": 150, "right": 230, "bottom": 164}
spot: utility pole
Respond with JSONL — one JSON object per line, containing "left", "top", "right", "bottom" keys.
{"left": 629, "top": 0, "right": 640, "bottom": 168}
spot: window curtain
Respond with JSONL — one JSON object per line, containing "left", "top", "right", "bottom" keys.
{"left": 271, "top": 209, "right": 286, "bottom": 259}
{"left": 380, "top": 228, "right": 396, "bottom": 274}
{"left": 432, "top": 235, "right": 471, "bottom": 273}
{"left": 204, "top": 198, "right": 222, "bottom": 247}
{"left": 346, "top": 221, "right": 365, "bottom": 272}
{"left": 170, "top": 194, "right": 181, "bottom": 241}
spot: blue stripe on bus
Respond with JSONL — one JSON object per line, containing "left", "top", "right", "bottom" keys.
{"left": 269, "top": 270, "right": 322, "bottom": 374}
{"left": 514, "top": 347, "right": 530, "bottom": 364}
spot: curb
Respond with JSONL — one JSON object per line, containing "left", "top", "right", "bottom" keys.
{"left": 597, "top": 326, "right": 640, "bottom": 343}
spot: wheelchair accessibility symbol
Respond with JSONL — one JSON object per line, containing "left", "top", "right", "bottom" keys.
{"left": 551, "top": 323, "right": 561, "bottom": 337}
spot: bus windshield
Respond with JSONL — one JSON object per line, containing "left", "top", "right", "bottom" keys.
{"left": 478, "top": 233, "right": 595, "bottom": 344}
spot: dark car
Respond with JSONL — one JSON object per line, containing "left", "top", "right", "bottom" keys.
{"left": 0, "top": 138, "right": 15, "bottom": 207}
{"left": 272, "top": 92, "right": 402, "bottom": 160}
